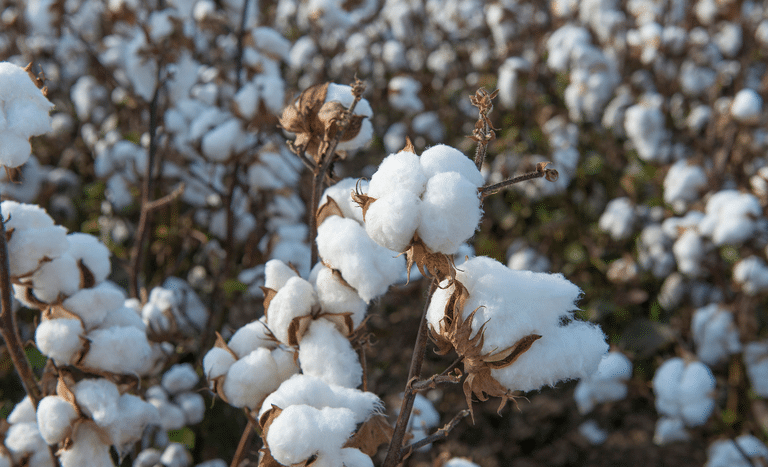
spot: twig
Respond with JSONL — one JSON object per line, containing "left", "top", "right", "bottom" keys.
{"left": 234, "top": 0, "right": 252, "bottom": 89}
{"left": 401, "top": 409, "right": 470, "bottom": 455}
{"left": 309, "top": 78, "right": 366, "bottom": 266}
{"left": 480, "top": 162, "right": 559, "bottom": 199}
{"left": 410, "top": 372, "right": 462, "bottom": 392}
{"left": 0, "top": 208, "right": 42, "bottom": 406}
{"left": 230, "top": 415, "right": 257, "bottom": 467}
{"left": 144, "top": 183, "right": 185, "bottom": 211}
{"left": 469, "top": 88, "right": 499, "bottom": 171}
{"left": 440, "top": 356, "right": 464, "bottom": 376}
{"left": 382, "top": 278, "right": 438, "bottom": 467}
{"left": 731, "top": 437, "right": 757, "bottom": 467}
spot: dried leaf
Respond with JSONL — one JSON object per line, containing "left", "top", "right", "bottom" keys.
{"left": 57, "top": 374, "right": 82, "bottom": 416}
{"left": 260, "top": 287, "right": 278, "bottom": 319}
{"left": 316, "top": 196, "right": 344, "bottom": 226}
{"left": 483, "top": 334, "right": 542, "bottom": 368}
{"left": 343, "top": 414, "right": 394, "bottom": 456}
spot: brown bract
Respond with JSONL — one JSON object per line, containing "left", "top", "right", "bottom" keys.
{"left": 429, "top": 281, "right": 541, "bottom": 421}
{"left": 404, "top": 235, "right": 456, "bottom": 284}
{"left": 343, "top": 413, "right": 394, "bottom": 456}
{"left": 279, "top": 83, "right": 367, "bottom": 163}
{"left": 315, "top": 196, "right": 344, "bottom": 226}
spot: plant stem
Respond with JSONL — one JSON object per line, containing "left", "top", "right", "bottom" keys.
{"left": 230, "top": 417, "right": 256, "bottom": 467}
{"left": 401, "top": 409, "right": 470, "bottom": 454}
{"left": 382, "top": 278, "right": 438, "bottom": 467}
{"left": 0, "top": 206, "right": 42, "bottom": 406}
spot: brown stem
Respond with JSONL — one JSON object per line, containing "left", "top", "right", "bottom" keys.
{"left": 480, "top": 163, "right": 559, "bottom": 199}
{"left": 401, "top": 409, "right": 470, "bottom": 454}
{"left": 230, "top": 416, "right": 256, "bottom": 467}
{"left": 309, "top": 79, "right": 366, "bottom": 266}
{"left": 382, "top": 278, "right": 438, "bottom": 467}
{"left": 129, "top": 85, "right": 162, "bottom": 299}
{"left": 0, "top": 208, "right": 42, "bottom": 406}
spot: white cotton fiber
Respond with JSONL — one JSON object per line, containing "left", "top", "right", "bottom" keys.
{"left": 299, "top": 319, "right": 362, "bottom": 388}
{"left": 222, "top": 347, "right": 280, "bottom": 409}
{"left": 652, "top": 357, "right": 685, "bottom": 418}
{"left": 109, "top": 393, "right": 160, "bottom": 451}
{"left": 151, "top": 399, "right": 186, "bottom": 431}
{"left": 65, "top": 233, "right": 112, "bottom": 284}
{"left": 417, "top": 171, "right": 482, "bottom": 254}
{"left": 367, "top": 150, "right": 427, "bottom": 198}
{"left": 73, "top": 379, "right": 120, "bottom": 428}
{"left": 267, "top": 405, "right": 357, "bottom": 466}
{"left": 100, "top": 304, "right": 146, "bottom": 331}
{"left": 7, "top": 226, "right": 69, "bottom": 277}
{"left": 313, "top": 265, "right": 367, "bottom": 327}
{"left": 364, "top": 190, "right": 421, "bottom": 252}
{"left": 29, "top": 253, "right": 81, "bottom": 303}
{"left": 320, "top": 178, "right": 368, "bottom": 224}
{"left": 1, "top": 201, "right": 55, "bottom": 230}
{"left": 62, "top": 282, "right": 125, "bottom": 330}
{"left": 4, "top": 422, "right": 47, "bottom": 462}
{"left": 58, "top": 424, "right": 113, "bottom": 467}
{"left": 36, "top": 396, "right": 79, "bottom": 445}
{"left": 35, "top": 318, "right": 84, "bottom": 364}
{"left": 264, "top": 259, "right": 299, "bottom": 291}
{"left": 272, "top": 346, "right": 300, "bottom": 382}
{"left": 678, "top": 361, "right": 716, "bottom": 426}
{"left": 82, "top": 326, "right": 152, "bottom": 374}
{"left": 8, "top": 396, "right": 35, "bottom": 424}
{"left": 162, "top": 363, "right": 199, "bottom": 394}
{"left": 420, "top": 144, "right": 484, "bottom": 187}
{"left": 691, "top": 304, "right": 741, "bottom": 366}
{"left": 317, "top": 216, "right": 405, "bottom": 302}
{"left": 259, "top": 374, "right": 381, "bottom": 423}
{"left": 227, "top": 319, "right": 274, "bottom": 358}
{"left": 266, "top": 276, "right": 318, "bottom": 344}
{"left": 203, "top": 347, "right": 236, "bottom": 380}
{"left": 707, "top": 434, "right": 768, "bottom": 467}
{"left": 175, "top": 392, "right": 205, "bottom": 425}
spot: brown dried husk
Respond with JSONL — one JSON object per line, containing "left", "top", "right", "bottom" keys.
{"left": 350, "top": 180, "right": 376, "bottom": 221}
{"left": 343, "top": 413, "right": 394, "bottom": 456}
{"left": 404, "top": 235, "right": 456, "bottom": 284}
{"left": 429, "top": 280, "right": 541, "bottom": 421}
{"left": 316, "top": 196, "right": 344, "bottom": 226}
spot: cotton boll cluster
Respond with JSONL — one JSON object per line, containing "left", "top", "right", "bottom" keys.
{"left": 0, "top": 61, "right": 54, "bottom": 169}
{"left": 1, "top": 397, "right": 55, "bottom": 467}
{"left": 691, "top": 304, "right": 741, "bottom": 366}
{"left": 427, "top": 256, "right": 607, "bottom": 406}
{"left": 574, "top": 351, "right": 632, "bottom": 414}
{"left": 652, "top": 358, "right": 716, "bottom": 444}
{"left": 145, "top": 363, "right": 206, "bottom": 432}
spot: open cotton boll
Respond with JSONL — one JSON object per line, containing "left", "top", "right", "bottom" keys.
{"left": 653, "top": 357, "right": 685, "bottom": 418}
{"left": 367, "top": 150, "right": 427, "bottom": 198}
{"left": 36, "top": 396, "right": 79, "bottom": 445}
{"left": 691, "top": 304, "right": 742, "bottom": 366}
{"left": 1, "top": 201, "right": 55, "bottom": 230}
{"left": 743, "top": 341, "right": 768, "bottom": 396}
{"left": 672, "top": 230, "right": 706, "bottom": 277}
{"left": 266, "top": 276, "right": 318, "bottom": 344}
{"left": 161, "top": 277, "right": 209, "bottom": 331}
{"left": 364, "top": 190, "right": 421, "bottom": 252}
{"left": 227, "top": 319, "right": 274, "bottom": 358}
{"left": 159, "top": 443, "right": 192, "bottom": 467}
{"left": 699, "top": 190, "right": 761, "bottom": 245}
{"left": 58, "top": 423, "right": 113, "bottom": 467}
{"left": 707, "top": 434, "right": 768, "bottom": 467}
{"left": 28, "top": 253, "right": 81, "bottom": 303}
{"left": 203, "top": 347, "right": 236, "bottom": 380}
{"left": 73, "top": 379, "right": 120, "bottom": 428}
{"left": 598, "top": 197, "right": 636, "bottom": 241}
{"left": 492, "top": 320, "right": 607, "bottom": 392}
{"left": 259, "top": 374, "right": 381, "bottom": 424}
{"left": 8, "top": 396, "right": 36, "bottom": 424}
{"left": 574, "top": 351, "right": 632, "bottom": 414}
{"left": 4, "top": 423, "right": 49, "bottom": 464}
{"left": 272, "top": 346, "right": 300, "bottom": 382}
{"left": 162, "top": 363, "right": 199, "bottom": 394}
{"left": 298, "top": 319, "right": 362, "bottom": 388}
{"left": 62, "top": 282, "right": 125, "bottom": 330}
{"left": 267, "top": 405, "right": 357, "bottom": 466}
{"left": 420, "top": 144, "right": 484, "bottom": 187}
{"left": 264, "top": 259, "right": 299, "bottom": 291}
{"left": 108, "top": 393, "right": 160, "bottom": 452}
{"left": 100, "top": 303, "right": 146, "bottom": 331}
{"left": 7, "top": 226, "right": 69, "bottom": 277}
{"left": 734, "top": 256, "right": 768, "bottom": 295}
{"left": 663, "top": 160, "right": 708, "bottom": 213}
{"left": 82, "top": 326, "right": 153, "bottom": 374}
{"left": 678, "top": 361, "right": 716, "bottom": 426}
{"left": 417, "top": 172, "right": 482, "bottom": 254}
{"left": 65, "top": 233, "right": 112, "bottom": 284}
{"left": 35, "top": 318, "right": 84, "bottom": 364}
{"left": 222, "top": 347, "right": 280, "bottom": 409}
{"left": 320, "top": 178, "right": 368, "bottom": 224}
{"left": 317, "top": 216, "right": 405, "bottom": 303}
{"left": 313, "top": 265, "right": 367, "bottom": 327}
{"left": 731, "top": 88, "right": 763, "bottom": 124}
{"left": 174, "top": 392, "right": 205, "bottom": 425}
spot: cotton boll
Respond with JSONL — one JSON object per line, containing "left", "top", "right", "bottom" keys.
{"left": 266, "top": 276, "right": 318, "bottom": 345}
{"left": 664, "top": 160, "right": 708, "bottom": 213}
{"left": 4, "top": 423, "right": 49, "bottom": 464}
{"left": 673, "top": 230, "right": 706, "bottom": 277}
{"left": 320, "top": 178, "right": 368, "bottom": 224}
{"left": 65, "top": 233, "right": 111, "bottom": 284}
{"left": 162, "top": 363, "right": 199, "bottom": 395}
{"left": 109, "top": 393, "right": 160, "bottom": 452}
{"left": 388, "top": 76, "right": 424, "bottom": 114}
{"left": 160, "top": 443, "right": 192, "bottom": 467}
{"left": 707, "top": 434, "right": 768, "bottom": 467}
{"left": 574, "top": 351, "right": 632, "bottom": 414}
{"left": 35, "top": 318, "right": 84, "bottom": 364}
{"left": 299, "top": 319, "right": 362, "bottom": 388}
{"left": 227, "top": 319, "right": 274, "bottom": 358}
{"left": 150, "top": 398, "right": 187, "bottom": 431}
{"left": 174, "top": 392, "right": 205, "bottom": 425}
{"left": 406, "top": 393, "right": 440, "bottom": 449}
{"left": 420, "top": 144, "right": 484, "bottom": 187}
{"left": 418, "top": 172, "right": 482, "bottom": 254}
{"left": 264, "top": 259, "right": 299, "bottom": 290}
{"left": 29, "top": 253, "right": 82, "bottom": 303}
{"left": 62, "top": 282, "right": 125, "bottom": 330}
{"left": 267, "top": 405, "right": 357, "bottom": 466}
{"left": 73, "top": 379, "right": 121, "bottom": 428}
{"left": 365, "top": 190, "right": 421, "bottom": 252}
{"left": 8, "top": 397, "right": 36, "bottom": 424}
{"left": 678, "top": 361, "right": 716, "bottom": 426}
{"left": 203, "top": 347, "right": 236, "bottom": 380}
{"left": 82, "top": 326, "right": 153, "bottom": 374}
{"left": 691, "top": 304, "right": 741, "bottom": 366}
{"left": 598, "top": 197, "right": 636, "bottom": 240}
{"left": 222, "top": 348, "right": 280, "bottom": 409}
{"left": 59, "top": 423, "right": 114, "bottom": 467}
{"left": 313, "top": 265, "right": 367, "bottom": 327}
{"left": 259, "top": 374, "right": 381, "bottom": 424}
{"left": 337, "top": 448, "right": 374, "bottom": 467}
{"left": 731, "top": 89, "right": 763, "bottom": 124}
{"left": 367, "top": 150, "right": 427, "bottom": 198}
{"left": 1, "top": 201, "right": 55, "bottom": 230}
{"left": 653, "top": 358, "right": 685, "bottom": 418}
{"left": 6, "top": 225, "right": 69, "bottom": 277}
{"left": 699, "top": 190, "right": 761, "bottom": 246}
{"left": 100, "top": 303, "right": 146, "bottom": 331}
{"left": 36, "top": 396, "right": 79, "bottom": 445}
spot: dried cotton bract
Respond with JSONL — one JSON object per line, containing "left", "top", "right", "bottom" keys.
{"left": 426, "top": 256, "right": 608, "bottom": 416}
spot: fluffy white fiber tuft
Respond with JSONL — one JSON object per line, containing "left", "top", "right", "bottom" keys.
{"left": 417, "top": 171, "right": 482, "bottom": 254}
{"left": 222, "top": 348, "right": 280, "bottom": 409}
{"left": 364, "top": 190, "right": 421, "bottom": 252}
{"left": 35, "top": 318, "right": 84, "bottom": 364}
{"left": 266, "top": 276, "right": 318, "bottom": 344}
{"left": 367, "top": 150, "right": 426, "bottom": 198}
{"left": 298, "top": 319, "right": 362, "bottom": 388}
{"left": 36, "top": 396, "right": 79, "bottom": 445}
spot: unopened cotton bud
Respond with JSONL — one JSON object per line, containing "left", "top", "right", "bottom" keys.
{"left": 36, "top": 396, "right": 79, "bottom": 445}
{"left": 35, "top": 318, "right": 84, "bottom": 364}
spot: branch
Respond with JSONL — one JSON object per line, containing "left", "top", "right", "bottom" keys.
{"left": 401, "top": 409, "right": 470, "bottom": 455}
{"left": 382, "top": 278, "right": 438, "bottom": 467}
{"left": 0, "top": 208, "right": 42, "bottom": 406}
{"left": 480, "top": 161, "right": 559, "bottom": 199}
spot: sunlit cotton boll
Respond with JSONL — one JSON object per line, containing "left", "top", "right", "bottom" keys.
{"left": 367, "top": 150, "right": 427, "bottom": 198}
{"left": 417, "top": 172, "right": 482, "bottom": 254}
{"left": 419, "top": 144, "right": 484, "bottom": 188}
{"left": 298, "top": 319, "right": 362, "bottom": 388}
{"left": 364, "top": 190, "right": 421, "bottom": 252}
{"left": 221, "top": 347, "right": 280, "bottom": 409}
